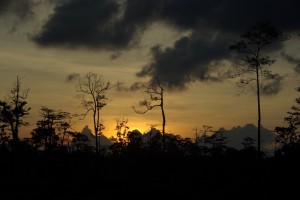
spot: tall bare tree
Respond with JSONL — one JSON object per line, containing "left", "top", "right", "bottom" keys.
{"left": 0, "top": 76, "right": 30, "bottom": 146}
{"left": 229, "top": 22, "right": 288, "bottom": 157}
{"left": 76, "top": 72, "right": 110, "bottom": 153}
{"left": 133, "top": 77, "right": 166, "bottom": 151}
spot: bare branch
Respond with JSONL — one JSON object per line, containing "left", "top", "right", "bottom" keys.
{"left": 132, "top": 76, "right": 166, "bottom": 150}
{"left": 75, "top": 72, "right": 110, "bottom": 153}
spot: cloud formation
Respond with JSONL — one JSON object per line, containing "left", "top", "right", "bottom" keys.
{"left": 137, "top": 32, "right": 232, "bottom": 90}
{"left": 33, "top": 0, "right": 300, "bottom": 47}
{"left": 31, "top": 0, "right": 300, "bottom": 89}
{"left": 33, "top": 0, "right": 120, "bottom": 49}
{"left": 33, "top": 0, "right": 159, "bottom": 50}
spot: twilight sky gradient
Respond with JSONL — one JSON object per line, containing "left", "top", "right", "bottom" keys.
{"left": 0, "top": 0, "right": 299, "bottom": 139}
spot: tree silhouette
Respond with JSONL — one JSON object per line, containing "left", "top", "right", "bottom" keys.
{"left": 133, "top": 77, "right": 166, "bottom": 151}
{"left": 0, "top": 76, "right": 30, "bottom": 147}
{"left": 206, "top": 130, "right": 228, "bottom": 156}
{"left": 194, "top": 125, "right": 215, "bottom": 156}
{"left": 109, "top": 118, "right": 130, "bottom": 155}
{"left": 70, "top": 132, "right": 93, "bottom": 152}
{"left": 274, "top": 87, "right": 300, "bottom": 156}
{"left": 126, "top": 129, "right": 143, "bottom": 153}
{"left": 56, "top": 111, "right": 73, "bottom": 151}
{"left": 0, "top": 124, "right": 10, "bottom": 151}
{"left": 115, "top": 118, "right": 129, "bottom": 144}
{"left": 240, "top": 137, "right": 257, "bottom": 158}
{"left": 143, "top": 127, "right": 162, "bottom": 152}
{"left": 229, "top": 22, "right": 288, "bottom": 157}
{"left": 76, "top": 72, "right": 110, "bottom": 153}
{"left": 242, "top": 137, "right": 256, "bottom": 150}
{"left": 31, "top": 106, "right": 69, "bottom": 151}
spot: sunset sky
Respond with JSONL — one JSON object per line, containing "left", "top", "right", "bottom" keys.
{"left": 0, "top": 0, "right": 299, "bottom": 139}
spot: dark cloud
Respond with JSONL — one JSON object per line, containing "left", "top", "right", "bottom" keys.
{"left": 33, "top": 0, "right": 160, "bottom": 50}
{"left": 33, "top": 0, "right": 121, "bottom": 49}
{"left": 66, "top": 73, "right": 80, "bottom": 83}
{"left": 33, "top": 0, "right": 300, "bottom": 49}
{"left": 30, "top": 0, "right": 300, "bottom": 89}
{"left": 137, "top": 21, "right": 292, "bottom": 90}
{"left": 0, "top": 0, "right": 10, "bottom": 14}
{"left": 148, "top": 0, "right": 300, "bottom": 34}
{"left": 137, "top": 32, "right": 232, "bottom": 90}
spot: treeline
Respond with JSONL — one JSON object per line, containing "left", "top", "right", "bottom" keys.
{"left": 0, "top": 128, "right": 299, "bottom": 199}
{"left": 0, "top": 79, "right": 300, "bottom": 159}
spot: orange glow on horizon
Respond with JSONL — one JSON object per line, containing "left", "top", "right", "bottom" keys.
{"left": 71, "top": 119, "right": 157, "bottom": 139}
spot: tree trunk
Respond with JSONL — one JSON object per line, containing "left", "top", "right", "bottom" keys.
{"left": 161, "top": 102, "right": 166, "bottom": 151}
{"left": 161, "top": 91, "right": 166, "bottom": 152}
{"left": 256, "top": 65, "right": 261, "bottom": 159}
{"left": 94, "top": 121, "right": 98, "bottom": 153}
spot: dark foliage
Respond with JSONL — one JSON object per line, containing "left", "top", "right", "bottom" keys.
{"left": 275, "top": 87, "right": 300, "bottom": 157}
{"left": 0, "top": 147, "right": 299, "bottom": 199}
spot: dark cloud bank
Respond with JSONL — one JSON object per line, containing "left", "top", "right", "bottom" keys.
{"left": 31, "top": 0, "right": 300, "bottom": 90}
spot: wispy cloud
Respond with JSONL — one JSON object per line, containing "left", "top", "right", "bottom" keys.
{"left": 114, "top": 81, "right": 145, "bottom": 92}
{"left": 260, "top": 75, "right": 284, "bottom": 96}
{"left": 282, "top": 52, "right": 300, "bottom": 74}
{"left": 66, "top": 73, "right": 80, "bottom": 83}
{"left": 110, "top": 52, "right": 122, "bottom": 60}
{"left": 0, "top": 0, "right": 40, "bottom": 33}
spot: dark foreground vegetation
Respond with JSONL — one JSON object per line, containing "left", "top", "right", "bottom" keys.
{"left": 0, "top": 142, "right": 300, "bottom": 200}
